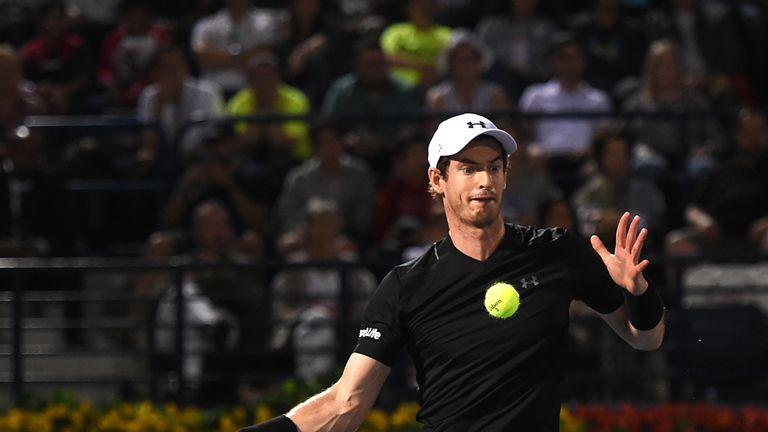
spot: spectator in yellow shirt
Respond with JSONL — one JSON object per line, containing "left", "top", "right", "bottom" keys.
{"left": 226, "top": 52, "right": 311, "bottom": 161}
{"left": 380, "top": 0, "right": 452, "bottom": 88}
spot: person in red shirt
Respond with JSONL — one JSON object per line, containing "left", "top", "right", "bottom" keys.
{"left": 372, "top": 132, "right": 432, "bottom": 243}
{"left": 21, "top": 0, "right": 92, "bottom": 114}
{"left": 0, "top": 45, "right": 45, "bottom": 136}
{"left": 97, "top": 0, "right": 170, "bottom": 107}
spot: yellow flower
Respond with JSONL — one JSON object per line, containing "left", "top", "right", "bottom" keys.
{"left": 559, "top": 406, "right": 586, "bottom": 432}
{"left": 359, "top": 409, "right": 390, "bottom": 432}
{"left": 255, "top": 404, "right": 274, "bottom": 423}
{"left": 390, "top": 402, "right": 420, "bottom": 427}
{"left": 220, "top": 415, "right": 238, "bottom": 432}
{"left": 179, "top": 407, "right": 202, "bottom": 428}
{"left": 231, "top": 406, "right": 246, "bottom": 424}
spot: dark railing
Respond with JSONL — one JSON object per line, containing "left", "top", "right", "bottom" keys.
{"left": 0, "top": 258, "right": 397, "bottom": 406}
{"left": 0, "top": 255, "right": 767, "bottom": 407}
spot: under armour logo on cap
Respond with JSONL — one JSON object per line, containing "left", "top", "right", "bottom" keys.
{"left": 427, "top": 113, "right": 518, "bottom": 168}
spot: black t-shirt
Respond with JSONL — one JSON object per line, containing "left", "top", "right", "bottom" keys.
{"left": 354, "top": 224, "right": 624, "bottom": 431}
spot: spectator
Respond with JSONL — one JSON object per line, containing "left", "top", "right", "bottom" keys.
{"left": 0, "top": 126, "right": 74, "bottom": 257}
{"left": 644, "top": 0, "right": 744, "bottom": 92}
{"left": 572, "top": 128, "right": 666, "bottom": 251}
{"left": 622, "top": 39, "right": 724, "bottom": 178}
{"left": 426, "top": 30, "right": 510, "bottom": 120}
{"left": 150, "top": 0, "right": 220, "bottom": 50}
{"left": 0, "top": 125, "right": 80, "bottom": 346}
{"left": 321, "top": 38, "right": 421, "bottom": 169}
{"left": 21, "top": 0, "right": 93, "bottom": 114}
{"left": 336, "top": 0, "right": 396, "bottom": 22}
{"left": 501, "top": 128, "right": 559, "bottom": 226}
{"left": 371, "top": 131, "right": 431, "bottom": 243}
{"left": 278, "top": 0, "right": 347, "bottom": 108}
{"left": 380, "top": 0, "right": 452, "bottom": 88}
{"left": 97, "top": 0, "right": 170, "bottom": 108}
{"left": 273, "top": 120, "right": 375, "bottom": 245}
{"left": 226, "top": 52, "right": 311, "bottom": 163}
{"left": 131, "top": 230, "right": 179, "bottom": 326}
{"left": 736, "top": 0, "right": 768, "bottom": 108}
{"left": 537, "top": 196, "right": 578, "bottom": 233}
{"left": 271, "top": 198, "right": 376, "bottom": 382}
{"left": 476, "top": 0, "right": 556, "bottom": 102}
{"left": 191, "top": 0, "right": 288, "bottom": 97}
{"left": 0, "top": 45, "right": 45, "bottom": 137}
{"left": 0, "top": 1, "right": 40, "bottom": 48}
{"left": 67, "top": 0, "right": 124, "bottom": 47}
{"left": 136, "top": 45, "right": 224, "bottom": 172}
{"left": 666, "top": 109, "right": 768, "bottom": 256}
{"left": 154, "top": 200, "right": 262, "bottom": 404}
{"left": 160, "top": 122, "right": 271, "bottom": 233}
{"left": 568, "top": 0, "right": 646, "bottom": 98}
{"left": 519, "top": 32, "right": 613, "bottom": 196}
{"left": 400, "top": 198, "right": 448, "bottom": 262}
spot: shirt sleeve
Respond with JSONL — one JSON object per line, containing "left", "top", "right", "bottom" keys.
{"left": 353, "top": 269, "right": 404, "bottom": 366}
{"left": 518, "top": 86, "right": 538, "bottom": 112}
{"left": 136, "top": 86, "right": 156, "bottom": 122}
{"left": 280, "top": 86, "right": 311, "bottom": 160}
{"left": 225, "top": 90, "right": 252, "bottom": 135}
{"left": 191, "top": 19, "right": 210, "bottom": 48}
{"left": 379, "top": 24, "right": 402, "bottom": 56}
{"left": 564, "top": 231, "right": 624, "bottom": 314}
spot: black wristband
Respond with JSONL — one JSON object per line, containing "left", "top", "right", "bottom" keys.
{"left": 626, "top": 282, "right": 664, "bottom": 331}
{"left": 238, "top": 415, "right": 298, "bottom": 432}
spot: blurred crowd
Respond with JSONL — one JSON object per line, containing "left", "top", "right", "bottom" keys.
{"left": 1, "top": 0, "right": 768, "bottom": 403}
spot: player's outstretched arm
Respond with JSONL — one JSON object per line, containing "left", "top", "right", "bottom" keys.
{"left": 598, "top": 299, "right": 664, "bottom": 351}
{"left": 590, "top": 212, "right": 665, "bottom": 351}
{"left": 240, "top": 353, "right": 391, "bottom": 432}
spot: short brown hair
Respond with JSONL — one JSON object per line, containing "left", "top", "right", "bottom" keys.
{"left": 428, "top": 156, "right": 451, "bottom": 199}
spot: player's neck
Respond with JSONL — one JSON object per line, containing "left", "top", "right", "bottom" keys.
{"left": 448, "top": 218, "right": 505, "bottom": 262}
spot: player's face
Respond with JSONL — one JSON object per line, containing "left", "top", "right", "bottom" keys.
{"left": 434, "top": 137, "right": 507, "bottom": 229}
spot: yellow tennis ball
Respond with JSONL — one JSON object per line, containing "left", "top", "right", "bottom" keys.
{"left": 484, "top": 282, "right": 520, "bottom": 319}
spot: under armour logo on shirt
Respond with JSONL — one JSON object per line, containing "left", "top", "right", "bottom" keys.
{"left": 467, "top": 121, "right": 487, "bottom": 129}
{"left": 520, "top": 276, "right": 540, "bottom": 290}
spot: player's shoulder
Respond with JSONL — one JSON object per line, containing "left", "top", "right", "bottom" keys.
{"left": 386, "top": 241, "right": 442, "bottom": 287}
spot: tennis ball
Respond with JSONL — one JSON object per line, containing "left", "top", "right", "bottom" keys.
{"left": 484, "top": 282, "right": 520, "bottom": 319}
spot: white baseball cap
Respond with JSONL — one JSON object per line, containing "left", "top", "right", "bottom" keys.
{"left": 427, "top": 113, "right": 517, "bottom": 168}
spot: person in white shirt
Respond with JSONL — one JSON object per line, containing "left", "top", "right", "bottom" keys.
{"left": 137, "top": 45, "right": 223, "bottom": 171}
{"left": 475, "top": 0, "right": 556, "bottom": 100}
{"left": 153, "top": 200, "right": 248, "bottom": 401}
{"left": 519, "top": 32, "right": 613, "bottom": 195}
{"left": 191, "top": 0, "right": 288, "bottom": 95}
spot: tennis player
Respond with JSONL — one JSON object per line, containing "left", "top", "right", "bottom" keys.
{"left": 242, "top": 113, "right": 665, "bottom": 431}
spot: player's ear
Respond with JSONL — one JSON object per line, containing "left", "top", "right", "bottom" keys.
{"left": 428, "top": 167, "right": 444, "bottom": 195}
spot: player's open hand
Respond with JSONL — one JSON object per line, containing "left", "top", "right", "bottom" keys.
{"left": 590, "top": 212, "right": 649, "bottom": 295}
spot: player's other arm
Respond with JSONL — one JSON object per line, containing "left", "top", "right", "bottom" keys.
{"left": 240, "top": 353, "right": 390, "bottom": 432}
{"left": 590, "top": 212, "right": 665, "bottom": 351}
{"left": 598, "top": 294, "right": 665, "bottom": 351}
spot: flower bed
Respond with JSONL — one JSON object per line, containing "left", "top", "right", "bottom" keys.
{"left": 1, "top": 401, "right": 768, "bottom": 431}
